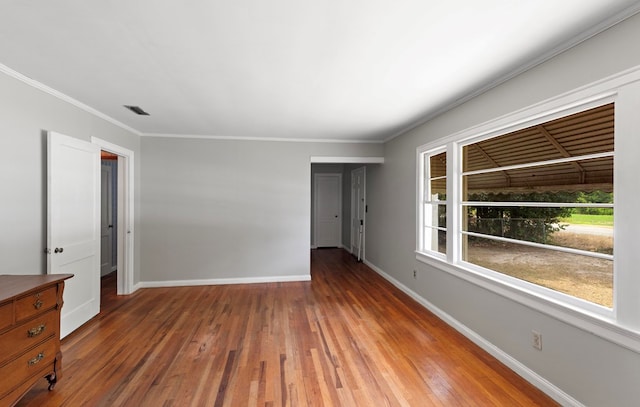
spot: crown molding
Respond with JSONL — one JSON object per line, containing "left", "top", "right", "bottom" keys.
{"left": 0, "top": 63, "right": 142, "bottom": 136}
{"left": 141, "top": 132, "right": 384, "bottom": 144}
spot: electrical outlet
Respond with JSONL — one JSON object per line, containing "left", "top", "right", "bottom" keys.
{"left": 532, "top": 330, "right": 542, "bottom": 350}
{"left": 413, "top": 270, "right": 417, "bottom": 279}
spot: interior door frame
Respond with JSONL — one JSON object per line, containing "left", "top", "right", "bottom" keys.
{"left": 313, "top": 173, "right": 343, "bottom": 248}
{"left": 91, "top": 137, "right": 135, "bottom": 295}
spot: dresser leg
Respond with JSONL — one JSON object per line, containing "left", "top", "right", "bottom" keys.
{"left": 46, "top": 372, "right": 57, "bottom": 390}
{"left": 47, "top": 352, "right": 62, "bottom": 390}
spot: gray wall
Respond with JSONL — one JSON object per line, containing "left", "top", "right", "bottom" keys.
{"left": 140, "top": 138, "right": 382, "bottom": 282}
{"left": 364, "top": 13, "right": 640, "bottom": 406}
{"left": 0, "top": 71, "right": 141, "bottom": 280}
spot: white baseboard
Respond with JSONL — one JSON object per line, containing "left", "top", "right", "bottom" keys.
{"left": 137, "top": 274, "right": 311, "bottom": 289}
{"left": 363, "top": 259, "right": 583, "bottom": 407}
{"left": 311, "top": 245, "right": 347, "bottom": 250}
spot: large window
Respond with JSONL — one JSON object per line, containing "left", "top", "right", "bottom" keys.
{"left": 461, "top": 103, "right": 614, "bottom": 307}
{"left": 418, "top": 102, "right": 616, "bottom": 309}
{"left": 417, "top": 67, "right": 640, "bottom": 352}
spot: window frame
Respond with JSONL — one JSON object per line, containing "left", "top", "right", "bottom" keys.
{"left": 416, "top": 67, "right": 640, "bottom": 353}
{"left": 417, "top": 146, "right": 447, "bottom": 260}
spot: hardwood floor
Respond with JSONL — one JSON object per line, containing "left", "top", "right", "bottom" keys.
{"left": 17, "top": 249, "right": 557, "bottom": 406}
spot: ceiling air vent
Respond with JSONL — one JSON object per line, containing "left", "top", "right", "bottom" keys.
{"left": 124, "top": 105, "right": 150, "bottom": 116}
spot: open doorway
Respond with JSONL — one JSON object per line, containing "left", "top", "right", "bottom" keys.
{"left": 101, "top": 151, "right": 118, "bottom": 301}
{"left": 92, "top": 137, "right": 135, "bottom": 297}
{"left": 310, "top": 158, "right": 383, "bottom": 263}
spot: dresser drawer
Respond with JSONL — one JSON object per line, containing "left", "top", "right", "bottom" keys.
{"left": 0, "top": 337, "right": 57, "bottom": 397}
{"left": 0, "top": 301, "right": 12, "bottom": 332}
{"left": 15, "top": 286, "right": 58, "bottom": 322}
{"left": 0, "top": 310, "right": 58, "bottom": 363}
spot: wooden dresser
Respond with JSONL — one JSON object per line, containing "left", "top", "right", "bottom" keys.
{"left": 0, "top": 274, "right": 73, "bottom": 407}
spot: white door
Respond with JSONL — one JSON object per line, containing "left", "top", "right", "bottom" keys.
{"left": 47, "top": 132, "right": 101, "bottom": 338}
{"left": 350, "top": 167, "right": 366, "bottom": 259}
{"left": 314, "top": 174, "right": 342, "bottom": 247}
{"left": 100, "top": 162, "right": 113, "bottom": 277}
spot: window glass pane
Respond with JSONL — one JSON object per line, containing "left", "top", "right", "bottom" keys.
{"left": 465, "top": 206, "right": 613, "bottom": 253}
{"left": 424, "top": 204, "right": 446, "bottom": 228}
{"left": 424, "top": 227, "right": 446, "bottom": 254}
{"left": 463, "top": 103, "right": 614, "bottom": 172}
{"left": 429, "top": 178, "right": 446, "bottom": 201}
{"left": 552, "top": 216, "right": 613, "bottom": 255}
{"left": 421, "top": 149, "right": 447, "bottom": 256}
{"left": 463, "top": 157, "right": 613, "bottom": 199}
{"left": 462, "top": 237, "right": 612, "bottom": 307}
{"left": 430, "top": 151, "right": 447, "bottom": 178}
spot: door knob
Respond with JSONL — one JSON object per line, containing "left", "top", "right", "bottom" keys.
{"left": 54, "top": 247, "right": 64, "bottom": 253}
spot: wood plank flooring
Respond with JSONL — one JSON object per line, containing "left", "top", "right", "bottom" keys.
{"left": 16, "top": 249, "right": 557, "bottom": 406}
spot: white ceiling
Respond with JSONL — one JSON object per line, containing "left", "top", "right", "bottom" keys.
{"left": 1, "top": 1, "right": 639, "bottom": 142}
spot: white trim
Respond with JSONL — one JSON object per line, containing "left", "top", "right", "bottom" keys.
{"left": 0, "top": 63, "right": 141, "bottom": 136}
{"left": 310, "top": 156, "right": 385, "bottom": 164}
{"left": 138, "top": 274, "right": 311, "bottom": 288}
{"left": 364, "top": 258, "right": 584, "bottom": 407}
{"left": 143, "top": 133, "right": 384, "bottom": 144}
{"left": 91, "top": 137, "right": 136, "bottom": 295}
{"left": 385, "top": 3, "right": 640, "bottom": 143}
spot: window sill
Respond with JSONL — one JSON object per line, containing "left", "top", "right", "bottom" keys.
{"left": 415, "top": 250, "right": 640, "bottom": 354}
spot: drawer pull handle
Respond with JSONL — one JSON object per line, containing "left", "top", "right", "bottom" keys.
{"left": 28, "top": 352, "right": 45, "bottom": 366}
{"left": 34, "top": 299, "right": 44, "bottom": 309}
{"left": 27, "top": 324, "right": 46, "bottom": 337}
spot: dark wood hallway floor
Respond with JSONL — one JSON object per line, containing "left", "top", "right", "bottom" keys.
{"left": 16, "top": 249, "right": 557, "bottom": 406}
